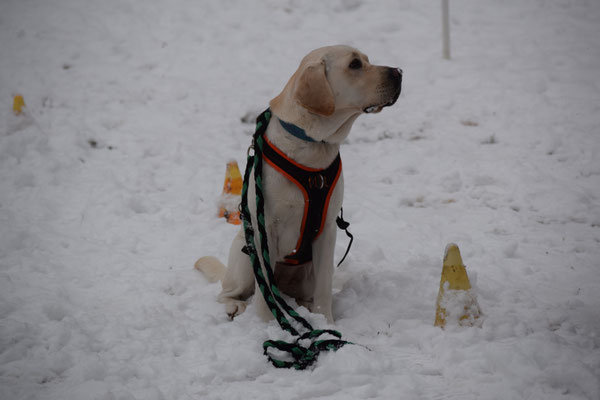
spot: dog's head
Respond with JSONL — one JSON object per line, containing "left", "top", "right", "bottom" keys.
{"left": 270, "top": 45, "right": 402, "bottom": 141}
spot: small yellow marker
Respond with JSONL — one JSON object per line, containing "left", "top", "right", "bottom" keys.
{"left": 218, "top": 160, "right": 243, "bottom": 225}
{"left": 434, "top": 243, "right": 482, "bottom": 328}
{"left": 13, "top": 94, "right": 25, "bottom": 115}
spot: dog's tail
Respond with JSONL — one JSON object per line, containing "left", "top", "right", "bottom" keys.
{"left": 194, "top": 256, "right": 226, "bottom": 283}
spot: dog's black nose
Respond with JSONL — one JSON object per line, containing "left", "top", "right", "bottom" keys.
{"left": 388, "top": 67, "right": 402, "bottom": 79}
{"left": 388, "top": 67, "right": 402, "bottom": 90}
{"left": 387, "top": 67, "right": 402, "bottom": 97}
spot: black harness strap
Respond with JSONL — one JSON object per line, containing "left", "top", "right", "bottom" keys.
{"left": 261, "top": 135, "right": 342, "bottom": 265}
{"left": 335, "top": 208, "right": 354, "bottom": 267}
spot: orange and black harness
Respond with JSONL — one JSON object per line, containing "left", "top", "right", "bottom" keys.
{"left": 261, "top": 134, "right": 342, "bottom": 265}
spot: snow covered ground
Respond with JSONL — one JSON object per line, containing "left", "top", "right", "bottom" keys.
{"left": 1, "top": 0, "right": 600, "bottom": 398}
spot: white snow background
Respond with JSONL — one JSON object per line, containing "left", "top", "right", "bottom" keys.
{"left": 1, "top": 0, "right": 600, "bottom": 399}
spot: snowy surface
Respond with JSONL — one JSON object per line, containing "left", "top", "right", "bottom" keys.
{"left": 1, "top": 0, "right": 600, "bottom": 399}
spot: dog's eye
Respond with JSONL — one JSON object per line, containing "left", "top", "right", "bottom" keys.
{"left": 348, "top": 58, "right": 362, "bottom": 70}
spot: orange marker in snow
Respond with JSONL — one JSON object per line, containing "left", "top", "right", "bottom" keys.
{"left": 218, "top": 160, "right": 243, "bottom": 225}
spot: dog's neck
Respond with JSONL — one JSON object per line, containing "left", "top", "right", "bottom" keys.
{"left": 277, "top": 118, "right": 318, "bottom": 143}
{"left": 268, "top": 99, "right": 361, "bottom": 169}
{"left": 265, "top": 114, "right": 341, "bottom": 170}
{"left": 271, "top": 94, "right": 361, "bottom": 141}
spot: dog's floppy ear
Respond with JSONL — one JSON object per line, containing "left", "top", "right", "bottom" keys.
{"left": 294, "top": 61, "right": 335, "bottom": 116}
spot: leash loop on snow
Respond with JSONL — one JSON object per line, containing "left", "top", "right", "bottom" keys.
{"left": 240, "top": 108, "right": 353, "bottom": 370}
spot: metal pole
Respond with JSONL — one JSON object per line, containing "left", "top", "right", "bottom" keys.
{"left": 442, "top": 0, "right": 450, "bottom": 59}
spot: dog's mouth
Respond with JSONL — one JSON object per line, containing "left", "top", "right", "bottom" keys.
{"left": 363, "top": 90, "right": 401, "bottom": 114}
{"left": 363, "top": 97, "right": 398, "bottom": 114}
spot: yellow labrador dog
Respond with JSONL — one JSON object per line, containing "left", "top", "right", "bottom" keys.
{"left": 196, "top": 45, "right": 401, "bottom": 323}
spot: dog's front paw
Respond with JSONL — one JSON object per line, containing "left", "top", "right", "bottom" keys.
{"left": 224, "top": 300, "right": 247, "bottom": 320}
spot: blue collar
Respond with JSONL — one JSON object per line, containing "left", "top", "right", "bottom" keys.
{"left": 278, "top": 118, "right": 316, "bottom": 142}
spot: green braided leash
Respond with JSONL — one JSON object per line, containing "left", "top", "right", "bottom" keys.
{"left": 240, "top": 108, "right": 353, "bottom": 370}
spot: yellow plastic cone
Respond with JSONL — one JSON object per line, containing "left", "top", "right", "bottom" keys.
{"left": 218, "top": 160, "right": 243, "bottom": 225}
{"left": 434, "top": 243, "right": 482, "bottom": 328}
{"left": 13, "top": 94, "right": 25, "bottom": 115}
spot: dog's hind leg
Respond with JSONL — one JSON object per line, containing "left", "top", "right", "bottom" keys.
{"left": 216, "top": 229, "right": 255, "bottom": 319}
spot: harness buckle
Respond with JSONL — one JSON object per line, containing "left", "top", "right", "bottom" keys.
{"left": 308, "top": 173, "right": 327, "bottom": 190}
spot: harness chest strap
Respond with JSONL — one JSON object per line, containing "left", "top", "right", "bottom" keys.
{"left": 261, "top": 135, "right": 342, "bottom": 265}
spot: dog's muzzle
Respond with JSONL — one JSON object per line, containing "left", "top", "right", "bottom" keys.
{"left": 364, "top": 67, "right": 402, "bottom": 114}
